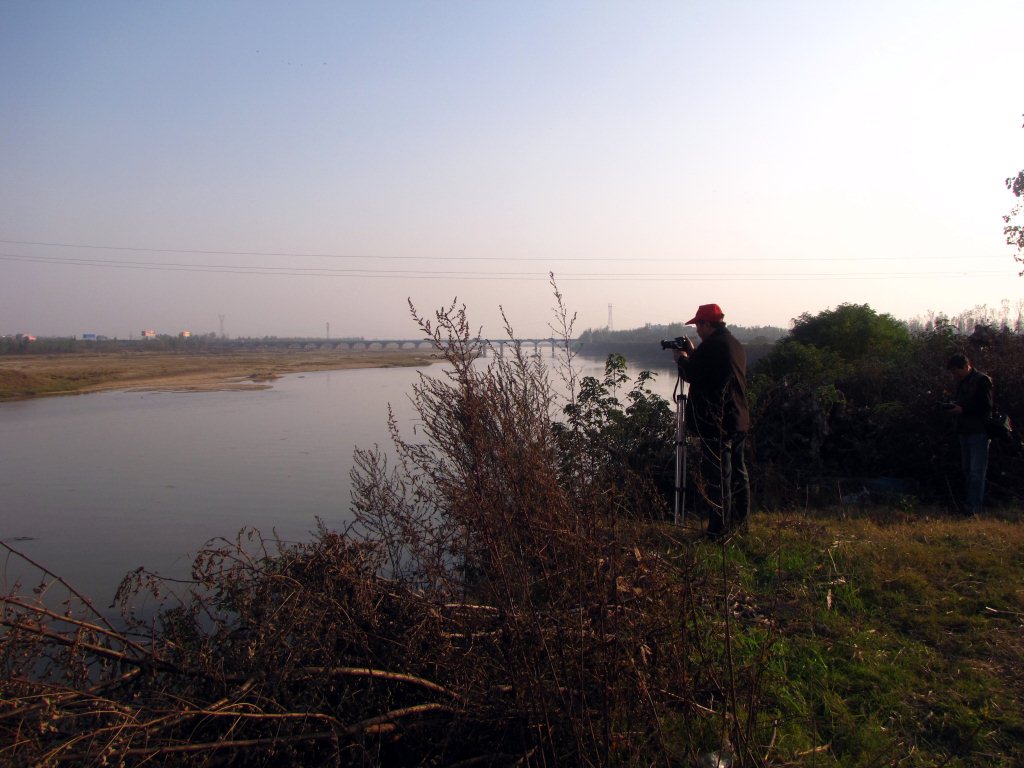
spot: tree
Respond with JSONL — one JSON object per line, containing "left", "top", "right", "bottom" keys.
{"left": 1005, "top": 113, "right": 1024, "bottom": 272}
{"left": 789, "top": 303, "right": 911, "bottom": 362}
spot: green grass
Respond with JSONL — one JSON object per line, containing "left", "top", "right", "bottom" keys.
{"left": 672, "top": 508, "right": 1024, "bottom": 766}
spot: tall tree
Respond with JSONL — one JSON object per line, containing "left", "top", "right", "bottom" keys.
{"left": 1005, "top": 113, "right": 1024, "bottom": 272}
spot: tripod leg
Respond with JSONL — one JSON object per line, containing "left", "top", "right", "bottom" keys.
{"left": 674, "top": 405, "right": 682, "bottom": 525}
{"left": 680, "top": 395, "right": 687, "bottom": 526}
{"left": 673, "top": 376, "right": 688, "bottom": 526}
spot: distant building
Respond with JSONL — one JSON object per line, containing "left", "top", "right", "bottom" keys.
{"left": 141, "top": 329, "right": 157, "bottom": 338}
{"left": 81, "top": 333, "right": 97, "bottom": 341}
{"left": 179, "top": 330, "right": 191, "bottom": 338}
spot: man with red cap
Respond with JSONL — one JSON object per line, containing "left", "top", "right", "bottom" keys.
{"left": 671, "top": 303, "right": 751, "bottom": 538}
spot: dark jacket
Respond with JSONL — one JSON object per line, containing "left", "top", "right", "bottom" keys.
{"left": 677, "top": 325, "right": 750, "bottom": 437}
{"left": 953, "top": 368, "right": 993, "bottom": 435}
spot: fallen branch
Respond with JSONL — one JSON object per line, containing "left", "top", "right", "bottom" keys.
{"left": 296, "top": 666, "right": 461, "bottom": 700}
{"left": 0, "top": 668, "right": 142, "bottom": 723}
{"left": 343, "top": 702, "right": 456, "bottom": 737}
{"left": 1, "top": 618, "right": 175, "bottom": 673}
{"left": 113, "top": 730, "right": 338, "bottom": 758}
{"left": 1, "top": 595, "right": 152, "bottom": 657}
{"left": 0, "top": 540, "right": 117, "bottom": 632}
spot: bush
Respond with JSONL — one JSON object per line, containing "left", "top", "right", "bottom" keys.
{"left": 554, "top": 352, "right": 675, "bottom": 518}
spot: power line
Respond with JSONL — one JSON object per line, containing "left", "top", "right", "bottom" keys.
{"left": 0, "top": 252, "right": 1011, "bottom": 281}
{"left": 0, "top": 252, "right": 558, "bottom": 276}
{"left": 2, "top": 251, "right": 1010, "bottom": 277}
{"left": 0, "top": 238, "right": 1008, "bottom": 263}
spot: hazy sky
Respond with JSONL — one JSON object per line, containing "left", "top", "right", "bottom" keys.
{"left": 2, "top": 1, "right": 1022, "bottom": 339}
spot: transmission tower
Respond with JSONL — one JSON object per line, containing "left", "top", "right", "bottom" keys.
{"left": 607, "top": 303, "right": 614, "bottom": 332}
{"left": 326, "top": 322, "right": 330, "bottom": 339}
{"left": 218, "top": 314, "right": 225, "bottom": 339}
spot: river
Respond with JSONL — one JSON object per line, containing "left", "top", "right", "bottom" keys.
{"left": 0, "top": 355, "right": 678, "bottom": 606}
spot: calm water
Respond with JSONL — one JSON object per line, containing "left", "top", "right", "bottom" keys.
{"left": 0, "top": 357, "right": 678, "bottom": 605}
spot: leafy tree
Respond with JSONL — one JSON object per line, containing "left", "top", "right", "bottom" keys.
{"left": 750, "top": 304, "right": 924, "bottom": 498}
{"left": 790, "top": 303, "right": 911, "bottom": 362}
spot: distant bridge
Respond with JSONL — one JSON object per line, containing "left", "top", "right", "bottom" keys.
{"left": 230, "top": 338, "right": 573, "bottom": 357}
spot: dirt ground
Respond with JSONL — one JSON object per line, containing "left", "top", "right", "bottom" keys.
{"left": 0, "top": 349, "right": 440, "bottom": 401}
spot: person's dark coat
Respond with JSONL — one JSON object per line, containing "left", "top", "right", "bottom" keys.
{"left": 954, "top": 368, "right": 993, "bottom": 436}
{"left": 678, "top": 325, "right": 749, "bottom": 437}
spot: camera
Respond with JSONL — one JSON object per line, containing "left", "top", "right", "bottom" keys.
{"left": 660, "top": 336, "right": 693, "bottom": 352}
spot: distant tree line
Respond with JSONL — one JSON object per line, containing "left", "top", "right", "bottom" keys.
{"left": 576, "top": 321, "right": 788, "bottom": 367}
{"left": 907, "top": 300, "right": 1024, "bottom": 336}
{"left": 578, "top": 321, "right": 788, "bottom": 346}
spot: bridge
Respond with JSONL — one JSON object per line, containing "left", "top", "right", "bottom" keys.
{"left": 229, "top": 338, "right": 570, "bottom": 357}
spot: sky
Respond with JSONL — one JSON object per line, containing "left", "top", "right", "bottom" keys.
{"left": 2, "top": 1, "right": 1022, "bottom": 340}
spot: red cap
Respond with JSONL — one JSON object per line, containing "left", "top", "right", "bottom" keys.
{"left": 685, "top": 303, "right": 725, "bottom": 325}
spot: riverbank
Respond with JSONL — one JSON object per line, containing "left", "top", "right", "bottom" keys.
{"left": 5, "top": 508, "right": 1023, "bottom": 765}
{"left": 0, "top": 349, "right": 439, "bottom": 401}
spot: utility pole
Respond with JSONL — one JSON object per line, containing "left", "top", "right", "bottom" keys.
{"left": 326, "top": 322, "right": 330, "bottom": 339}
{"left": 607, "top": 303, "right": 614, "bottom": 332}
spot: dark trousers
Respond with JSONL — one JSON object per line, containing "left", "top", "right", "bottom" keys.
{"left": 958, "top": 433, "right": 989, "bottom": 514}
{"left": 700, "top": 432, "right": 751, "bottom": 534}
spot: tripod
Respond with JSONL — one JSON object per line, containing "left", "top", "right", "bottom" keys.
{"left": 672, "top": 372, "right": 689, "bottom": 526}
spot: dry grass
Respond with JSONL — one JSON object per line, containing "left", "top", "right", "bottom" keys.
{"left": 0, "top": 349, "right": 438, "bottom": 401}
